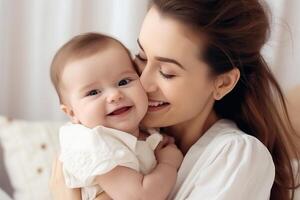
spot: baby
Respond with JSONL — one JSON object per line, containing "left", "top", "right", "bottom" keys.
{"left": 50, "top": 33, "right": 183, "bottom": 200}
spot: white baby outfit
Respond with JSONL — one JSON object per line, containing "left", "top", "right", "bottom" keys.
{"left": 59, "top": 123, "right": 162, "bottom": 200}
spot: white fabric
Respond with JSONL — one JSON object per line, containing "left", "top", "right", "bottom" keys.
{"left": 168, "top": 119, "right": 275, "bottom": 200}
{"left": 59, "top": 123, "right": 162, "bottom": 200}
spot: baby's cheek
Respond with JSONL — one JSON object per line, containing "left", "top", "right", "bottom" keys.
{"left": 86, "top": 103, "right": 106, "bottom": 126}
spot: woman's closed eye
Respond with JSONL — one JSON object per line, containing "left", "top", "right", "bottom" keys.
{"left": 86, "top": 89, "right": 101, "bottom": 96}
{"left": 134, "top": 54, "right": 147, "bottom": 75}
{"left": 136, "top": 54, "right": 147, "bottom": 62}
{"left": 159, "top": 70, "right": 176, "bottom": 79}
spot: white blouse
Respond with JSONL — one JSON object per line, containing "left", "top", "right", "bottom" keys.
{"left": 168, "top": 119, "right": 275, "bottom": 200}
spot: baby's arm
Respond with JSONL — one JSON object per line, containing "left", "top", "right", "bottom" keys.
{"left": 95, "top": 142, "right": 183, "bottom": 200}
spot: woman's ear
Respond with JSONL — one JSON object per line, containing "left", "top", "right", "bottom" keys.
{"left": 60, "top": 104, "right": 80, "bottom": 123}
{"left": 213, "top": 67, "right": 240, "bottom": 100}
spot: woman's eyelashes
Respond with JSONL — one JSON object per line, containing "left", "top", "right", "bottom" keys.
{"left": 134, "top": 55, "right": 146, "bottom": 75}
{"left": 135, "top": 54, "right": 147, "bottom": 62}
{"left": 135, "top": 53, "right": 175, "bottom": 79}
{"left": 159, "top": 70, "right": 176, "bottom": 79}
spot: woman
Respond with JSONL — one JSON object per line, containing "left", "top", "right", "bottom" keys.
{"left": 50, "top": 0, "right": 300, "bottom": 199}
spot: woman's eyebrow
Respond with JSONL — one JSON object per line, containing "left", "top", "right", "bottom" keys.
{"left": 155, "top": 56, "right": 185, "bottom": 70}
{"left": 137, "top": 38, "right": 185, "bottom": 70}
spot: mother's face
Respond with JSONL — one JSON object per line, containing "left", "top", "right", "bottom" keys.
{"left": 136, "top": 7, "right": 216, "bottom": 128}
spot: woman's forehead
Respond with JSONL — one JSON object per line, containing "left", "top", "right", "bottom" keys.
{"left": 139, "top": 7, "right": 205, "bottom": 63}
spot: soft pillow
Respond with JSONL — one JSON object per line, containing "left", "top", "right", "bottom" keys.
{"left": 0, "top": 116, "right": 64, "bottom": 200}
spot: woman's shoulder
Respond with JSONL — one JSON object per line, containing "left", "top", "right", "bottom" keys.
{"left": 210, "top": 119, "right": 268, "bottom": 149}
{"left": 201, "top": 119, "right": 274, "bottom": 169}
{"left": 173, "top": 120, "right": 275, "bottom": 200}
{"left": 214, "top": 131, "right": 272, "bottom": 161}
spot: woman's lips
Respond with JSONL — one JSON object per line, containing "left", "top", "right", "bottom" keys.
{"left": 108, "top": 106, "right": 132, "bottom": 116}
{"left": 148, "top": 100, "right": 170, "bottom": 112}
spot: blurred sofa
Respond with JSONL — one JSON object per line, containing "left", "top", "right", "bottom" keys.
{"left": 0, "top": 116, "right": 63, "bottom": 200}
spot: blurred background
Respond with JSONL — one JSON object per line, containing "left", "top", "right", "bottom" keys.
{"left": 0, "top": 0, "right": 299, "bottom": 121}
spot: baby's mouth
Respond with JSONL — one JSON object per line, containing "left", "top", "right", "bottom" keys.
{"left": 108, "top": 106, "right": 132, "bottom": 116}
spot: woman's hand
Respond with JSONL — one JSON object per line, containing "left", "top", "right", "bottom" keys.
{"left": 49, "top": 157, "right": 81, "bottom": 200}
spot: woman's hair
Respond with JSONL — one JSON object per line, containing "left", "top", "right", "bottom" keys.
{"left": 151, "top": 0, "right": 300, "bottom": 199}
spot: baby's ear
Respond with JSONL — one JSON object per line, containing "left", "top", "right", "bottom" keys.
{"left": 60, "top": 104, "right": 80, "bottom": 123}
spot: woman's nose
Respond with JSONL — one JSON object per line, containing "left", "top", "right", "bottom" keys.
{"left": 106, "top": 89, "right": 123, "bottom": 103}
{"left": 139, "top": 68, "right": 157, "bottom": 93}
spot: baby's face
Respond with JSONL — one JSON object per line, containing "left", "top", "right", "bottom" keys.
{"left": 61, "top": 42, "right": 148, "bottom": 133}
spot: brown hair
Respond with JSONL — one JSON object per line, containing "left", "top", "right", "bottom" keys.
{"left": 50, "top": 32, "right": 133, "bottom": 104}
{"left": 152, "top": 0, "right": 300, "bottom": 199}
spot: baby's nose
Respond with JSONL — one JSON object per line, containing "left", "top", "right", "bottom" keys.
{"left": 107, "top": 89, "right": 123, "bottom": 103}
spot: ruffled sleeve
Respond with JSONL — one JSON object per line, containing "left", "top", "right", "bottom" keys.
{"left": 179, "top": 133, "right": 275, "bottom": 200}
{"left": 59, "top": 124, "right": 139, "bottom": 188}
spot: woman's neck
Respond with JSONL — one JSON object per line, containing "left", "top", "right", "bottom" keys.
{"left": 165, "top": 110, "right": 219, "bottom": 155}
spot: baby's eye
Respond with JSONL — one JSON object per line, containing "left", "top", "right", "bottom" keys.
{"left": 86, "top": 89, "right": 101, "bottom": 96}
{"left": 118, "top": 78, "right": 132, "bottom": 86}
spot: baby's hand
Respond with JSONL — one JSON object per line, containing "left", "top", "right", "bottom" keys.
{"left": 156, "top": 134, "right": 175, "bottom": 148}
{"left": 155, "top": 135, "right": 183, "bottom": 169}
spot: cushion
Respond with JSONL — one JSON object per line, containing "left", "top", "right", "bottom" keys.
{"left": 0, "top": 116, "right": 64, "bottom": 200}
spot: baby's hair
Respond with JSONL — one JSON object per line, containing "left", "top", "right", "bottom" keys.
{"left": 50, "top": 32, "right": 133, "bottom": 104}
